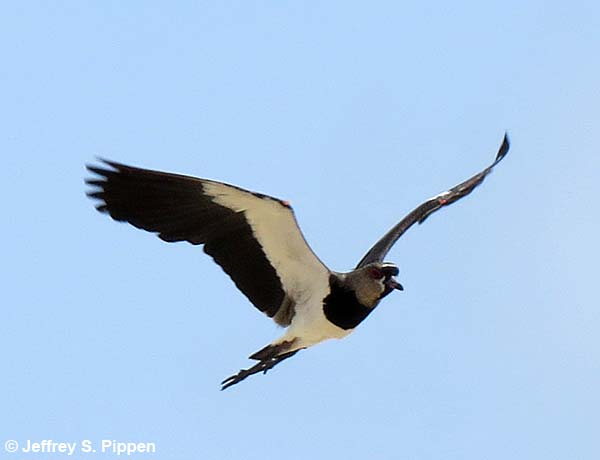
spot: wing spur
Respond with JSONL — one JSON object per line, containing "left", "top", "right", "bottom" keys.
{"left": 86, "top": 159, "right": 330, "bottom": 326}
{"left": 356, "top": 133, "right": 510, "bottom": 268}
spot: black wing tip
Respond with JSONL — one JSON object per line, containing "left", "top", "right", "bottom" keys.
{"left": 85, "top": 166, "right": 108, "bottom": 179}
{"left": 495, "top": 132, "right": 510, "bottom": 164}
{"left": 85, "top": 157, "right": 124, "bottom": 175}
{"left": 85, "top": 158, "right": 115, "bottom": 210}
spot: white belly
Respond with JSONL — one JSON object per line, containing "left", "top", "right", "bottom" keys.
{"left": 276, "top": 295, "right": 353, "bottom": 350}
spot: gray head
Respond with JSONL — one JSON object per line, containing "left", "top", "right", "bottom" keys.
{"left": 344, "top": 262, "right": 403, "bottom": 308}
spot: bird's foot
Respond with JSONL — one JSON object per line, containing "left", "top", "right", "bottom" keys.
{"left": 221, "top": 350, "right": 300, "bottom": 390}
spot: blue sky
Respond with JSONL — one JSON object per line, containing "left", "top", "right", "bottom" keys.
{"left": 1, "top": 1, "right": 599, "bottom": 459}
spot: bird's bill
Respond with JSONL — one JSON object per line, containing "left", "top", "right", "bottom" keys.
{"left": 386, "top": 276, "right": 403, "bottom": 291}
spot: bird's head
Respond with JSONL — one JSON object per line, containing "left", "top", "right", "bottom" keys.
{"left": 348, "top": 262, "right": 403, "bottom": 307}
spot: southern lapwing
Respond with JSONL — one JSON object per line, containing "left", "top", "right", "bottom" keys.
{"left": 86, "top": 134, "right": 509, "bottom": 389}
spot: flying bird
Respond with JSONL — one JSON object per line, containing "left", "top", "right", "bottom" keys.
{"left": 86, "top": 134, "right": 510, "bottom": 389}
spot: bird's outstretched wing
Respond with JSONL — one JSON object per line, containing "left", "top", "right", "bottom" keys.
{"left": 86, "top": 160, "right": 330, "bottom": 326}
{"left": 356, "top": 133, "right": 510, "bottom": 268}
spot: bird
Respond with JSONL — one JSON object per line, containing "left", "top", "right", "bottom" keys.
{"left": 86, "top": 133, "right": 510, "bottom": 390}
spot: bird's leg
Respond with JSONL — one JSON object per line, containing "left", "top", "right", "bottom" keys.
{"left": 220, "top": 350, "right": 300, "bottom": 390}
{"left": 261, "top": 350, "right": 299, "bottom": 374}
{"left": 220, "top": 361, "right": 270, "bottom": 390}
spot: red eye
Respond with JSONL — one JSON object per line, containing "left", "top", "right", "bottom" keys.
{"left": 368, "top": 267, "right": 383, "bottom": 279}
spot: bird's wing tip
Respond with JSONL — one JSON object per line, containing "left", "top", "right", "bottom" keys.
{"left": 495, "top": 132, "right": 510, "bottom": 164}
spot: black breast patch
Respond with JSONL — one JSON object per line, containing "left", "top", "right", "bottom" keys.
{"left": 323, "top": 275, "right": 374, "bottom": 330}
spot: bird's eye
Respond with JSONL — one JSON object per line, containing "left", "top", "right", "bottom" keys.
{"left": 368, "top": 267, "right": 384, "bottom": 279}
